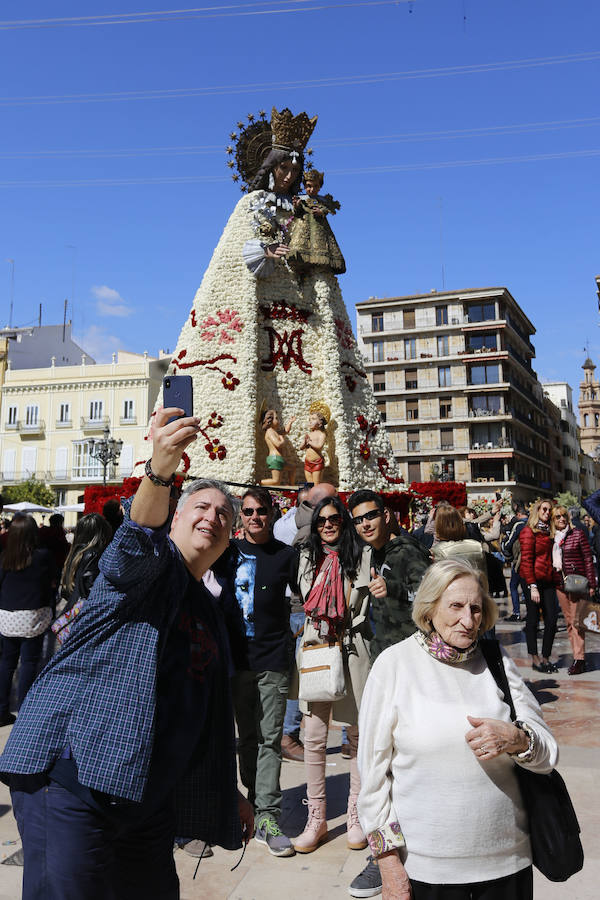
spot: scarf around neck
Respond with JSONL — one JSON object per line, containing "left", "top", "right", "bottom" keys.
{"left": 553, "top": 526, "right": 569, "bottom": 571}
{"left": 304, "top": 545, "right": 346, "bottom": 639}
{"left": 416, "top": 628, "right": 479, "bottom": 664}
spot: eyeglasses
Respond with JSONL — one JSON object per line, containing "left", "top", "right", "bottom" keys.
{"left": 316, "top": 513, "right": 342, "bottom": 529}
{"left": 241, "top": 506, "right": 269, "bottom": 518}
{"left": 555, "top": 514, "right": 567, "bottom": 519}
{"left": 352, "top": 509, "right": 381, "bottom": 526}
{"left": 540, "top": 506, "right": 552, "bottom": 513}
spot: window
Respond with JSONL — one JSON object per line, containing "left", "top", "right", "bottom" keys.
{"left": 372, "top": 341, "right": 384, "bottom": 362}
{"left": 441, "top": 428, "right": 453, "bottom": 450}
{"left": 72, "top": 440, "right": 102, "bottom": 480}
{"left": 22, "top": 447, "right": 37, "bottom": 476}
{"left": 469, "top": 363, "right": 499, "bottom": 385}
{"left": 437, "top": 335, "right": 449, "bottom": 357}
{"left": 406, "top": 400, "right": 419, "bottom": 420}
{"left": 123, "top": 399, "right": 135, "bottom": 421}
{"left": 467, "top": 301, "right": 496, "bottom": 322}
{"left": 584, "top": 414, "right": 589, "bottom": 426}
{"left": 471, "top": 394, "right": 501, "bottom": 414}
{"left": 408, "top": 462, "right": 421, "bottom": 483}
{"left": 407, "top": 430, "right": 420, "bottom": 451}
{"left": 438, "top": 366, "right": 451, "bottom": 387}
{"left": 440, "top": 400, "right": 452, "bottom": 419}
{"left": 373, "top": 378, "right": 386, "bottom": 392}
{"left": 7, "top": 405, "right": 17, "bottom": 426}
{"left": 436, "top": 305, "right": 448, "bottom": 326}
{"left": 404, "top": 338, "right": 417, "bottom": 359}
{"left": 371, "top": 312, "right": 384, "bottom": 332}
{"left": 596, "top": 414, "right": 599, "bottom": 428}
{"left": 25, "top": 404, "right": 39, "bottom": 426}
{"left": 467, "top": 333, "right": 496, "bottom": 352}
{"left": 59, "top": 402, "right": 71, "bottom": 423}
{"left": 472, "top": 423, "right": 502, "bottom": 446}
{"left": 376, "top": 402, "right": 387, "bottom": 423}
{"left": 89, "top": 400, "right": 103, "bottom": 421}
{"left": 405, "top": 369, "right": 418, "bottom": 390}
{"left": 403, "top": 309, "right": 415, "bottom": 329}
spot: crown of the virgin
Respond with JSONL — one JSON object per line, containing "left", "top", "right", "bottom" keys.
{"left": 270, "top": 107, "right": 318, "bottom": 152}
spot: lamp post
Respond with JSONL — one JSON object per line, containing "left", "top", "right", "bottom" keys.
{"left": 88, "top": 425, "right": 123, "bottom": 485}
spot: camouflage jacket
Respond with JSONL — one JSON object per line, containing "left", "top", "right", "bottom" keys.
{"left": 369, "top": 532, "right": 431, "bottom": 659}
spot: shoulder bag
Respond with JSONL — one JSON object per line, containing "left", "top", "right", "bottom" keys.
{"left": 297, "top": 578, "right": 350, "bottom": 703}
{"left": 480, "top": 639, "right": 584, "bottom": 882}
{"left": 563, "top": 573, "right": 588, "bottom": 595}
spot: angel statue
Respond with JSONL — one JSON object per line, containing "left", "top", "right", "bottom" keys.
{"left": 150, "top": 107, "right": 401, "bottom": 490}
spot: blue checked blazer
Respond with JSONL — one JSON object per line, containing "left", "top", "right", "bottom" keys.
{"left": 0, "top": 500, "right": 242, "bottom": 849}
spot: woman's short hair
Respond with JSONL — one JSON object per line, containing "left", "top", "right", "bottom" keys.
{"left": 526, "top": 498, "right": 555, "bottom": 536}
{"left": 552, "top": 505, "right": 571, "bottom": 527}
{"left": 434, "top": 506, "right": 467, "bottom": 541}
{"left": 412, "top": 558, "right": 498, "bottom": 635}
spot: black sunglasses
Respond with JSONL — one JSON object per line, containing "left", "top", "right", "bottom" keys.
{"left": 352, "top": 509, "right": 381, "bottom": 526}
{"left": 316, "top": 513, "right": 342, "bottom": 529}
{"left": 241, "top": 506, "right": 269, "bottom": 517}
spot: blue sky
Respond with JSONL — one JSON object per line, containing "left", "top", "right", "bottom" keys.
{"left": 1, "top": 0, "right": 599, "bottom": 408}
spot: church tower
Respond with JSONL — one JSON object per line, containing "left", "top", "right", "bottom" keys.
{"left": 579, "top": 356, "right": 600, "bottom": 457}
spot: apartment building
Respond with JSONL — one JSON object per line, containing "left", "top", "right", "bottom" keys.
{"left": 0, "top": 350, "right": 168, "bottom": 520}
{"left": 355, "top": 287, "right": 553, "bottom": 502}
{"left": 542, "top": 382, "right": 582, "bottom": 498}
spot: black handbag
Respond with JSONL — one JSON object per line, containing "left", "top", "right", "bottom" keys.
{"left": 480, "top": 640, "right": 584, "bottom": 882}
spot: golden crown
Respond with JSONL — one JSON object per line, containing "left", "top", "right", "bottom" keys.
{"left": 271, "top": 106, "right": 318, "bottom": 152}
{"left": 309, "top": 401, "right": 331, "bottom": 425}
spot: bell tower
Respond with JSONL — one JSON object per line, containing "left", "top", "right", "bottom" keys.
{"left": 579, "top": 356, "right": 600, "bottom": 457}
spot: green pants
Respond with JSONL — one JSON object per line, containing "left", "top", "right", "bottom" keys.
{"left": 231, "top": 669, "right": 289, "bottom": 821}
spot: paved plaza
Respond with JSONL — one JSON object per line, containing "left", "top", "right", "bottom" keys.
{"left": 0, "top": 595, "right": 598, "bottom": 899}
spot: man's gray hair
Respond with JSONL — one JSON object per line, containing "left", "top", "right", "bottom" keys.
{"left": 176, "top": 478, "right": 238, "bottom": 519}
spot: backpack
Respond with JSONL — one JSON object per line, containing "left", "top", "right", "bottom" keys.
{"left": 502, "top": 520, "right": 524, "bottom": 571}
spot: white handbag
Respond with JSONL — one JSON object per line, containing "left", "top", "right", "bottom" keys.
{"left": 298, "top": 640, "right": 346, "bottom": 703}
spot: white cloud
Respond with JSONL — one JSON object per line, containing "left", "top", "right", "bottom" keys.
{"left": 91, "top": 284, "right": 133, "bottom": 317}
{"left": 74, "top": 325, "right": 123, "bottom": 363}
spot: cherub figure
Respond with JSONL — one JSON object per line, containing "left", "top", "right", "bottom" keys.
{"left": 287, "top": 170, "right": 346, "bottom": 275}
{"left": 299, "top": 403, "right": 330, "bottom": 484}
{"left": 260, "top": 409, "right": 296, "bottom": 486}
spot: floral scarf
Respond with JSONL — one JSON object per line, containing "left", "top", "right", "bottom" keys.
{"left": 553, "top": 526, "right": 568, "bottom": 572}
{"left": 304, "top": 545, "right": 346, "bottom": 639}
{"left": 416, "top": 628, "right": 479, "bottom": 664}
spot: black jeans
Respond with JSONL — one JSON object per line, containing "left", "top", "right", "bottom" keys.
{"left": 0, "top": 633, "right": 44, "bottom": 717}
{"left": 411, "top": 865, "right": 533, "bottom": 899}
{"left": 524, "top": 581, "right": 559, "bottom": 658}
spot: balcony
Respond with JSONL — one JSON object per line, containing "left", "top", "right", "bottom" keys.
{"left": 5, "top": 420, "right": 19, "bottom": 430}
{"left": 468, "top": 407, "right": 505, "bottom": 418}
{"left": 56, "top": 418, "right": 72, "bottom": 428}
{"left": 120, "top": 416, "right": 137, "bottom": 426}
{"left": 19, "top": 419, "right": 46, "bottom": 436}
{"left": 81, "top": 416, "right": 110, "bottom": 433}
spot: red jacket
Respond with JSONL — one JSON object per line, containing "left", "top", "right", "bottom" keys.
{"left": 519, "top": 525, "right": 556, "bottom": 585}
{"left": 560, "top": 527, "right": 596, "bottom": 589}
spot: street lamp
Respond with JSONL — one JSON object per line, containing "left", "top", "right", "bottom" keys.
{"left": 88, "top": 425, "right": 123, "bottom": 485}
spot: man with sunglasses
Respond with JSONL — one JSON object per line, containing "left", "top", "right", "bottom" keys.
{"left": 348, "top": 489, "right": 430, "bottom": 661}
{"left": 231, "top": 487, "right": 297, "bottom": 858}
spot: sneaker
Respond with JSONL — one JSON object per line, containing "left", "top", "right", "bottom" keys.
{"left": 181, "top": 840, "right": 214, "bottom": 858}
{"left": 348, "top": 856, "right": 382, "bottom": 897}
{"left": 255, "top": 815, "right": 295, "bottom": 857}
{"left": 504, "top": 613, "right": 521, "bottom": 622}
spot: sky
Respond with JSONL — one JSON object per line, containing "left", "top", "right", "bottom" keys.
{"left": 1, "top": 0, "right": 599, "bottom": 411}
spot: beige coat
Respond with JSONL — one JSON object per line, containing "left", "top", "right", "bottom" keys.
{"left": 294, "top": 545, "right": 373, "bottom": 726}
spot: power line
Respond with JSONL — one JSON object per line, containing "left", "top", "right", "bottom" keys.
{"left": 1, "top": 50, "right": 599, "bottom": 107}
{"left": 0, "top": 1, "right": 411, "bottom": 30}
{"left": 3, "top": 115, "right": 600, "bottom": 160}
{"left": 1, "top": 147, "right": 598, "bottom": 188}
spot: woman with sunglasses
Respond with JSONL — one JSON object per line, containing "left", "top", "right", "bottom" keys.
{"left": 551, "top": 506, "right": 596, "bottom": 675}
{"left": 294, "top": 496, "right": 371, "bottom": 855}
{"left": 519, "top": 500, "right": 560, "bottom": 673}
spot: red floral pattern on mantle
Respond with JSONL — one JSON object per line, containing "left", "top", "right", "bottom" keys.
{"left": 259, "top": 299, "right": 311, "bottom": 324}
{"left": 335, "top": 317, "right": 355, "bottom": 349}
{"left": 196, "top": 308, "right": 243, "bottom": 344}
{"left": 261, "top": 327, "right": 312, "bottom": 374}
{"left": 199, "top": 412, "right": 227, "bottom": 461}
{"left": 377, "top": 457, "right": 404, "bottom": 485}
{"left": 356, "top": 416, "right": 379, "bottom": 463}
{"left": 172, "top": 349, "right": 240, "bottom": 390}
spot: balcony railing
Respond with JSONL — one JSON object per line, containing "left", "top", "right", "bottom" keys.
{"left": 19, "top": 419, "right": 46, "bottom": 435}
{"left": 5, "top": 420, "right": 19, "bottom": 430}
{"left": 468, "top": 407, "right": 504, "bottom": 417}
{"left": 56, "top": 418, "right": 72, "bottom": 428}
{"left": 80, "top": 415, "right": 110, "bottom": 432}
{"left": 120, "top": 416, "right": 137, "bottom": 426}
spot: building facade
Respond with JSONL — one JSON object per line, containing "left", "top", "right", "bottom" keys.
{"left": 0, "top": 350, "right": 168, "bottom": 521}
{"left": 542, "top": 382, "right": 581, "bottom": 498}
{"left": 579, "top": 357, "right": 600, "bottom": 458}
{"left": 355, "top": 287, "right": 553, "bottom": 502}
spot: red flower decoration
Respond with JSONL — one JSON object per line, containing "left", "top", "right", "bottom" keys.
{"left": 207, "top": 411, "right": 224, "bottom": 428}
{"left": 359, "top": 441, "right": 371, "bottom": 461}
{"left": 357, "top": 415, "right": 368, "bottom": 431}
{"left": 377, "top": 457, "right": 404, "bottom": 484}
{"left": 222, "top": 372, "right": 240, "bottom": 391}
{"left": 205, "top": 439, "right": 227, "bottom": 461}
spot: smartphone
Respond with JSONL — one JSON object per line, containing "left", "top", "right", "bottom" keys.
{"left": 163, "top": 375, "right": 193, "bottom": 423}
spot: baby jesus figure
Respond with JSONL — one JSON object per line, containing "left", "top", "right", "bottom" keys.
{"left": 299, "top": 403, "right": 330, "bottom": 485}
{"left": 287, "top": 169, "right": 346, "bottom": 275}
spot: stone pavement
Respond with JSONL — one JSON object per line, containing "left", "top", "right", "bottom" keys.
{"left": 0, "top": 594, "right": 598, "bottom": 899}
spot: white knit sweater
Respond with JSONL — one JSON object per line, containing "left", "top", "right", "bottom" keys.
{"left": 357, "top": 633, "right": 558, "bottom": 885}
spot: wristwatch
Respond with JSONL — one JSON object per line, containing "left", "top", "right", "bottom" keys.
{"left": 144, "top": 458, "right": 175, "bottom": 487}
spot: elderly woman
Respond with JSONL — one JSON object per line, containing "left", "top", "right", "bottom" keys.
{"left": 357, "top": 559, "right": 557, "bottom": 900}
{"left": 552, "top": 506, "right": 596, "bottom": 675}
{"left": 294, "top": 496, "right": 371, "bottom": 854}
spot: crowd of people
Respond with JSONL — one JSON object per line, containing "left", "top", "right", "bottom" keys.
{"left": 0, "top": 413, "right": 595, "bottom": 898}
